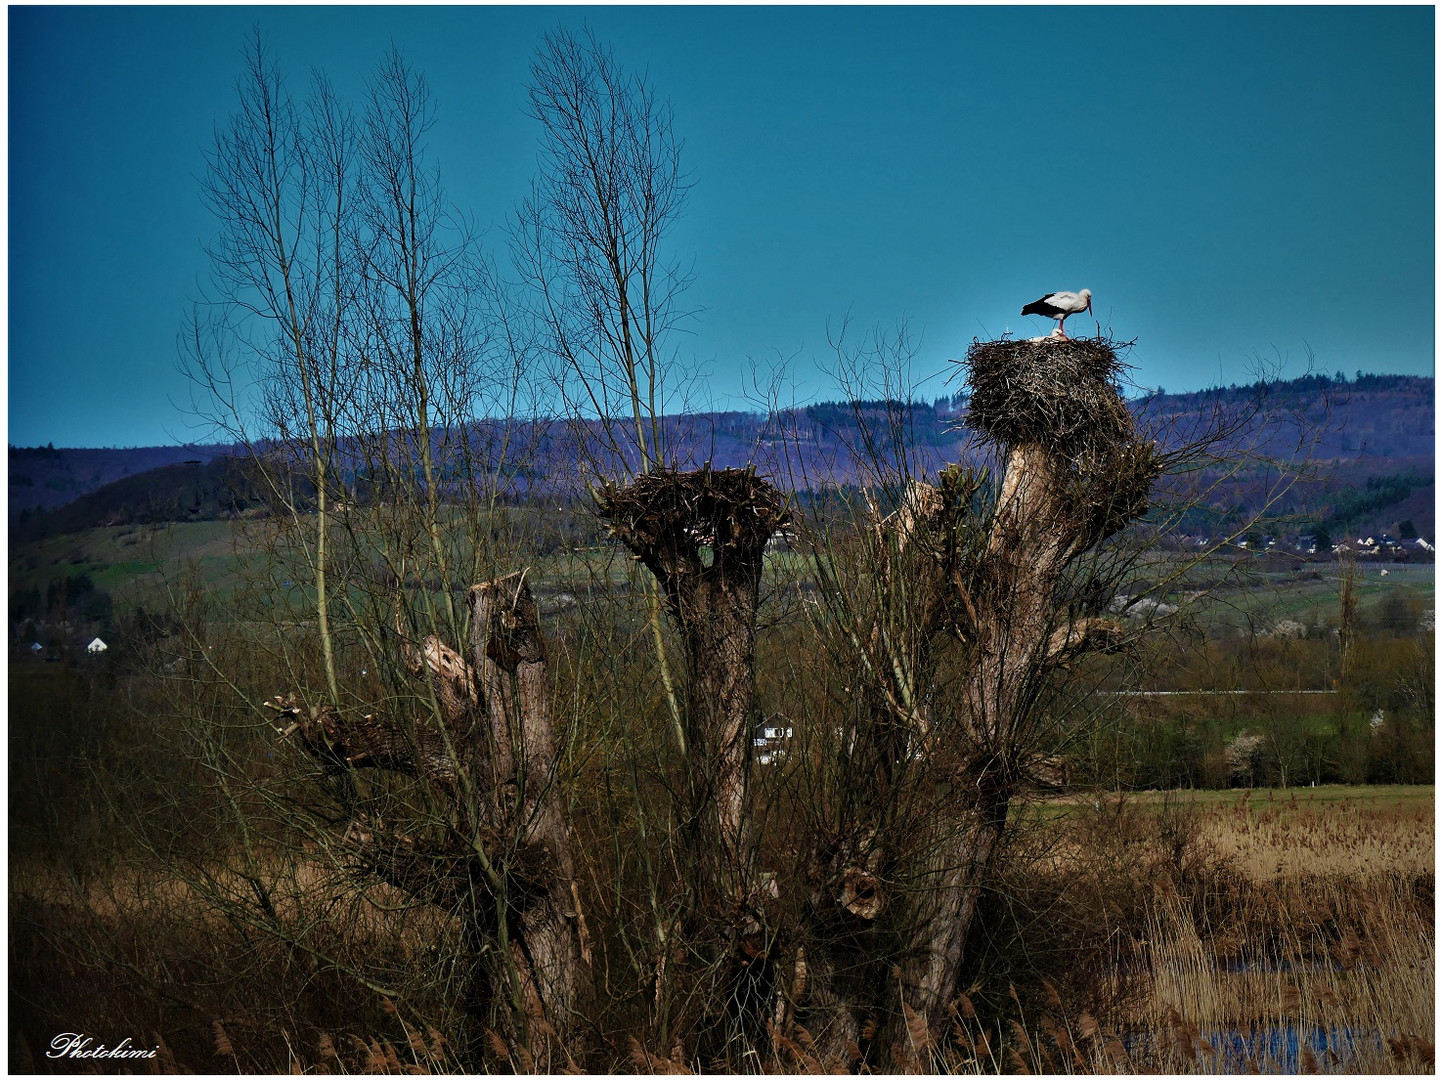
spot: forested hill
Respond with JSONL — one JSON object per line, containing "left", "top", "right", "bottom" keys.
{"left": 11, "top": 455, "right": 260, "bottom": 541}
{"left": 9, "top": 444, "right": 228, "bottom": 518}
{"left": 1139, "top": 372, "right": 1433, "bottom": 460}
{"left": 9, "top": 373, "right": 1433, "bottom": 538}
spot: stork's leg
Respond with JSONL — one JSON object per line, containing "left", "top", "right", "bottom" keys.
{"left": 1055, "top": 316, "right": 1068, "bottom": 338}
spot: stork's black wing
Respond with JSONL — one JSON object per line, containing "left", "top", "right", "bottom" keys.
{"left": 1021, "top": 293, "right": 1063, "bottom": 317}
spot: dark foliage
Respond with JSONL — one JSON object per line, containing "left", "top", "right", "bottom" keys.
{"left": 8, "top": 444, "right": 228, "bottom": 517}
{"left": 13, "top": 456, "right": 259, "bottom": 542}
{"left": 1326, "top": 470, "right": 1433, "bottom": 533}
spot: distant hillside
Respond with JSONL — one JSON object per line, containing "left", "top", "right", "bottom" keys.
{"left": 9, "top": 373, "right": 1433, "bottom": 542}
{"left": 9, "top": 443, "right": 229, "bottom": 517}
{"left": 1137, "top": 372, "right": 1434, "bottom": 460}
{"left": 11, "top": 456, "right": 260, "bottom": 543}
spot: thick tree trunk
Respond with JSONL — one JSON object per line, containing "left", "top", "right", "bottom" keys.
{"left": 800, "top": 339, "right": 1156, "bottom": 1071}
{"left": 596, "top": 466, "right": 788, "bottom": 1057}
{"left": 882, "top": 337, "right": 1156, "bottom": 1065}
{"left": 683, "top": 589, "right": 761, "bottom": 892}
{"left": 270, "top": 571, "right": 589, "bottom": 1069}
{"left": 885, "top": 782, "right": 1009, "bottom": 1070}
{"left": 885, "top": 446, "right": 1076, "bottom": 1066}
{"left": 595, "top": 468, "right": 787, "bottom": 900}
{"left": 468, "top": 574, "right": 590, "bottom": 1060}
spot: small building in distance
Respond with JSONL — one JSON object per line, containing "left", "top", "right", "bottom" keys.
{"left": 753, "top": 721, "right": 794, "bottom": 766}
{"left": 86, "top": 637, "right": 108, "bottom": 654}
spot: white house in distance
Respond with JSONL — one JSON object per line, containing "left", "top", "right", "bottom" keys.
{"left": 753, "top": 721, "right": 794, "bottom": 766}
{"left": 86, "top": 637, "right": 108, "bottom": 654}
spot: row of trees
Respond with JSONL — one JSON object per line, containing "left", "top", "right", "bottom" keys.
{"left": 152, "top": 26, "right": 1315, "bottom": 1072}
{"left": 10, "top": 572, "right": 114, "bottom": 647}
{"left": 1076, "top": 703, "right": 1434, "bottom": 791}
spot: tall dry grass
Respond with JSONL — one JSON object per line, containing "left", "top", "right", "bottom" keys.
{"left": 9, "top": 848, "right": 471, "bottom": 1074}
{"left": 10, "top": 627, "right": 1432, "bottom": 1075}
{"left": 1205, "top": 788, "right": 1433, "bottom": 879}
{"left": 12, "top": 789, "right": 1432, "bottom": 1073}
{"left": 1142, "top": 871, "right": 1432, "bottom": 1073}
{"left": 1129, "top": 793, "right": 1434, "bottom": 1073}
{"left": 941, "top": 789, "right": 1434, "bottom": 1075}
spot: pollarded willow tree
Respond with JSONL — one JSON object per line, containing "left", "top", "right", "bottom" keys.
{"left": 178, "top": 32, "right": 589, "bottom": 1071}
{"left": 784, "top": 335, "right": 1161, "bottom": 1070}
{"left": 264, "top": 572, "right": 588, "bottom": 1067}
{"left": 511, "top": 27, "right": 794, "bottom": 1056}
{"left": 593, "top": 466, "right": 791, "bottom": 1054}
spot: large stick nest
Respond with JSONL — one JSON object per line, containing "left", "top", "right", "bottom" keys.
{"left": 963, "top": 336, "right": 1135, "bottom": 458}
{"left": 594, "top": 466, "right": 789, "bottom": 581}
{"left": 963, "top": 337, "right": 1160, "bottom": 539}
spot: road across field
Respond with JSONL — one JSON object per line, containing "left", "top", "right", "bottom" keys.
{"left": 1105, "top": 689, "right": 1339, "bottom": 696}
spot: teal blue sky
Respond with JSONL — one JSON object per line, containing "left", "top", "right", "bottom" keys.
{"left": 8, "top": 5, "right": 1435, "bottom": 448}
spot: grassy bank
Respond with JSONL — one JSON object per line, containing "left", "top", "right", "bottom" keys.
{"left": 11, "top": 782, "right": 1431, "bottom": 1072}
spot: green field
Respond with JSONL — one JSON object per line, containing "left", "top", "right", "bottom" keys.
{"left": 13, "top": 517, "right": 1433, "bottom": 620}
{"left": 9, "top": 520, "right": 244, "bottom": 608}
{"left": 1192, "top": 561, "right": 1433, "bottom": 632}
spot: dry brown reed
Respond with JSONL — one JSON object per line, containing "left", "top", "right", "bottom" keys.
{"left": 14, "top": 785, "right": 1429, "bottom": 1074}
{"left": 1202, "top": 790, "right": 1434, "bottom": 880}
{"left": 1130, "top": 791, "right": 1434, "bottom": 1074}
{"left": 9, "top": 846, "right": 467, "bottom": 1074}
{"left": 946, "top": 789, "right": 1433, "bottom": 1075}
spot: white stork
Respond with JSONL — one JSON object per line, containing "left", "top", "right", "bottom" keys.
{"left": 1021, "top": 289, "right": 1092, "bottom": 338}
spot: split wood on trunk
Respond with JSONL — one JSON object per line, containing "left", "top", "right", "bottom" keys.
{"left": 265, "top": 571, "right": 590, "bottom": 1069}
